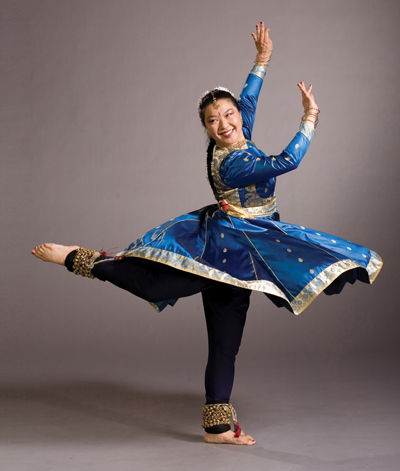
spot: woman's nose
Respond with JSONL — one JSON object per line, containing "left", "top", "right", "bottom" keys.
{"left": 219, "top": 116, "right": 228, "bottom": 128}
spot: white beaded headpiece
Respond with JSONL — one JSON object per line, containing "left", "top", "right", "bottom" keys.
{"left": 197, "top": 86, "right": 236, "bottom": 111}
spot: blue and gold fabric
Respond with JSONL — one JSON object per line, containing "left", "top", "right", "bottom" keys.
{"left": 116, "top": 65, "right": 382, "bottom": 314}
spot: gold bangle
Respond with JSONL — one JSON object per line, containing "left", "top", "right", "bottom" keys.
{"left": 254, "top": 52, "right": 272, "bottom": 66}
{"left": 300, "top": 108, "right": 320, "bottom": 129}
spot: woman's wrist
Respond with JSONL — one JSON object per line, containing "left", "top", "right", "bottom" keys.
{"left": 301, "top": 108, "right": 320, "bottom": 129}
{"left": 250, "top": 51, "right": 271, "bottom": 79}
{"left": 255, "top": 51, "right": 272, "bottom": 66}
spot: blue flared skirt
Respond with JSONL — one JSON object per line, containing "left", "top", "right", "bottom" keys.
{"left": 116, "top": 205, "right": 382, "bottom": 314}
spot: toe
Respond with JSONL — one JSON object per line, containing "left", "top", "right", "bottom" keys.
{"left": 238, "top": 434, "right": 256, "bottom": 445}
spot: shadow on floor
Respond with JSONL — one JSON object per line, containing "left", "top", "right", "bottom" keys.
{"left": 2, "top": 377, "right": 400, "bottom": 470}
{"left": 1, "top": 382, "right": 205, "bottom": 443}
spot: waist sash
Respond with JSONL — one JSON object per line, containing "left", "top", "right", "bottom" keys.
{"left": 219, "top": 196, "right": 276, "bottom": 219}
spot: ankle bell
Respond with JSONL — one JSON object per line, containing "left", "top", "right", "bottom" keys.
{"left": 202, "top": 403, "right": 246, "bottom": 437}
{"left": 72, "top": 247, "right": 102, "bottom": 279}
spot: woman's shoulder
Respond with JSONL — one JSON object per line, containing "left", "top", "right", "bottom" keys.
{"left": 245, "top": 141, "right": 261, "bottom": 152}
{"left": 213, "top": 142, "right": 265, "bottom": 172}
{"left": 224, "top": 142, "right": 264, "bottom": 160}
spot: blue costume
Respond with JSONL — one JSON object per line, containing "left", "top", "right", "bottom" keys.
{"left": 90, "top": 63, "right": 382, "bottom": 433}
{"left": 114, "top": 65, "right": 382, "bottom": 315}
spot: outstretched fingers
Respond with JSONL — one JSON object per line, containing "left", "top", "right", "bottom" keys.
{"left": 297, "top": 81, "right": 318, "bottom": 112}
{"left": 251, "top": 24, "right": 259, "bottom": 42}
{"left": 297, "top": 81, "right": 306, "bottom": 92}
{"left": 251, "top": 21, "right": 272, "bottom": 55}
{"left": 297, "top": 81, "right": 314, "bottom": 98}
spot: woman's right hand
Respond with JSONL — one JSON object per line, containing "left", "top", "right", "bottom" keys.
{"left": 251, "top": 21, "right": 273, "bottom": 63}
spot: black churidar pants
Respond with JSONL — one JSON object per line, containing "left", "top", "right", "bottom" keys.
{"left": 92, "top": 257, "right": 250, "bottom": 403}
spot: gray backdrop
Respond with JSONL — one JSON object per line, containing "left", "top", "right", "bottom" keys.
{"left": 2, "top": 0, "right": 399, "bottom": 386}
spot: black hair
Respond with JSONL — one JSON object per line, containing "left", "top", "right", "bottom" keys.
{"left": 198, "top": 90, "right": 240, "bottom": 200}
{"left": 206, "top": 137, "right": 218, "bottom": 200}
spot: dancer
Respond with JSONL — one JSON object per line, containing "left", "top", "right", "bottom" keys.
{"left": 32, "top": 22, "right": 382, "bottom": 445}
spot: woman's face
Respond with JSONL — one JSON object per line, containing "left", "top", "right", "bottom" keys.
{"left": 203, "top": 99, "right": 244, "bottom": 147}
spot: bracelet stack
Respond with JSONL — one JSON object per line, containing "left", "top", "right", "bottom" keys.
{"left": 254, "top": 52, "right": 272, "bottom": 67}
{"left": 301, "top": 107, "right": 320, "bottom": 129}
{"left": 250, "top": 53, "right": 272, "bottom": 79}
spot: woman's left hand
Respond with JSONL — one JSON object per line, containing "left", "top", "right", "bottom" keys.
{"left": 297, "top": 81, "right": 318, "bottom": 111}
{"left": 251, "top": 21, "right": 273, "bottom": 62}
{"left": 297, "top": 81, "right": 319, "bottom": 127}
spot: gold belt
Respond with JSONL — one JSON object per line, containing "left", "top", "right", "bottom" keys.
{"left": 219, "top": 197, "right": 276, "bottom": 219}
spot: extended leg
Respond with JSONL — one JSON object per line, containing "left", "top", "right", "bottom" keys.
{"left": 32, "top": 243, "right": 216, "bottom": 303}
{"left": 92, "top": 256, "right": 216, "bottom": 303}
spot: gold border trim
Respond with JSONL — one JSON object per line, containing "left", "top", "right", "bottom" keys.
{"left": 291, "top": 259, "right": 358, "bottom": 314}
{"left": 250, "top": 64, "right": 267, "bottom": 79}
{"left": 110, "top": 244, "right": 382, "bottom": 315}
{"left": 148, "top": 301, "right": 160, "bottom": 313}
{"left": 299, "top": 121, "right": 315, "bottom": 141}
{"left": 366, "top": 250, "right": 383, "bottom": 283}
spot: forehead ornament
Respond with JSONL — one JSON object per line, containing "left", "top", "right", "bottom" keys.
{"left": 212, "top": 96, "right": 220, "bottom": 109}
{"left": 197, "top": 86, "right": 236, "bottom": 111}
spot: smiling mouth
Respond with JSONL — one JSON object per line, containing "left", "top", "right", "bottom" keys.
{"left": 220, "top": 129, "right": 234, "bottom": 138}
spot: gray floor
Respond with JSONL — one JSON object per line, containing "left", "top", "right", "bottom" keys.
{"left": 2, "top": 354, "right": 400, "bottom": 471}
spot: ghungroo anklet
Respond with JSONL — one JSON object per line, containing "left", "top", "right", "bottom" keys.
{"left": 202, "top": 403, "right": 232, "bottom": 429}
{"left": 202, "top": 403, "right": 246, "bottom": 437}
{"left": 72, "top": 247, "right": 102, "bottom": 279}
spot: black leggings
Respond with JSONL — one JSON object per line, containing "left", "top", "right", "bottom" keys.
{"left": 91, "top": 257, "right": 251, "bottom": 405}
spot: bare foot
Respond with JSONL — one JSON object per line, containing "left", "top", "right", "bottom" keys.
{"left": 31, "top": 243, "right": 80, "bottom": 266}
{"left": 204, "top": 430, "right": 256, "bottom": 445}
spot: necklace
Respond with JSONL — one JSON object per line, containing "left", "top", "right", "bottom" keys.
{"left": 226, "top": 138, "right": 247, "bottom": 151}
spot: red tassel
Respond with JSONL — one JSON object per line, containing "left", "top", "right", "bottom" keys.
{"left": 221, "top": 200, "right": 230, "bottom": 213}
{"left": 98, "top": 247, "right": 120, "bottom": 257}
{"left": 234, "top": 420, "right": 241, "bottom": 438}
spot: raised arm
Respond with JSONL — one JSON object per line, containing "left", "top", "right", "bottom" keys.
{"left": 240, "top": 22, "right": 273, "bottom": 139}
{"left": 220, "top": 83, "right": 319, "bottom": 187}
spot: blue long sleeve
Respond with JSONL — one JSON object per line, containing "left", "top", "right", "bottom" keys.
{"left": 239, "top": 64, "right": 268, "bottom": 140}
{"left": 220, "top": 123, "right": 314, "bottom": 188}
